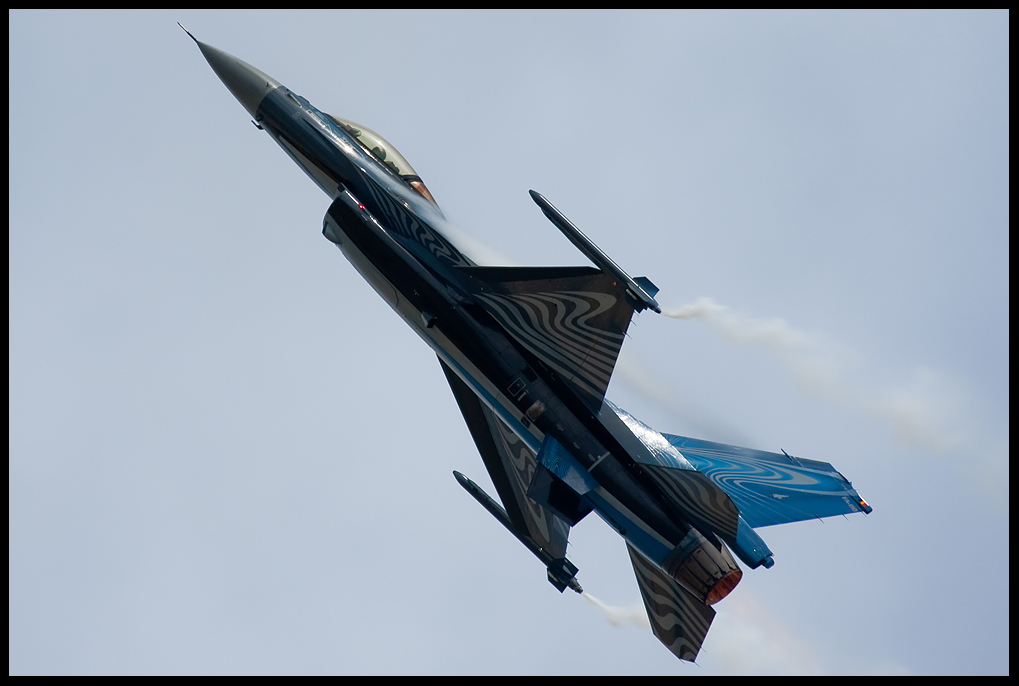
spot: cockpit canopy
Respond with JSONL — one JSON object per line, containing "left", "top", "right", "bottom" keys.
{"left": 326, "top": 114, "right": 438, "bottom": 207}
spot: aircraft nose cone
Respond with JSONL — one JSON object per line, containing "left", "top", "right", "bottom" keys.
{"left": 185, "top": 30, "right": 281, "bottom": 118}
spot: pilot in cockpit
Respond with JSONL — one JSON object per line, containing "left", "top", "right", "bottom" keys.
{"left": 325, "top": 114, "right": 439, "bottom": 208}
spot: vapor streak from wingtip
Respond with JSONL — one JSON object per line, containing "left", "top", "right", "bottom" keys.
{"left": 663, "top": 298, "right": 964, "bottom": 447}
{"left": 662, "top": 297, "right": 1008, "bottom": 506}
{"left": 581, "top": 591, "right": 650, "bottom": 630}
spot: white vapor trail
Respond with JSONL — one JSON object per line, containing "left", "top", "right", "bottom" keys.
{"left": 613, "top": 346, "right": 751, "bottom": 445}
{"left": 662, "top": 297, "right": 1008, "bottom": 507}
{"left": 418, "top": 219, "right": 1006, "bottom": 505}
{"left": 662, "top": 297, "right": 964, "bottom": 452}
{"left": 581, "top": 592, "right": 650, "bottom": 630}
{"left": 432, "top": 219, "right": 520, "bottom": 266}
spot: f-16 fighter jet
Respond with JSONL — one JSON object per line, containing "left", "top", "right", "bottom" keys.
{"left": 184, "top": 29, "right": 871, "bottom": 662}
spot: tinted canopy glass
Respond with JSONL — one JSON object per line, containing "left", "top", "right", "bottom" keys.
{"left": 326, "top": 115, "right": 418, "bottom": 179}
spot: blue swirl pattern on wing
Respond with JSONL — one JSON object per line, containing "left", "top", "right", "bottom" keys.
{"left": 475, "top": 289, "right": 624, "bottom": 405}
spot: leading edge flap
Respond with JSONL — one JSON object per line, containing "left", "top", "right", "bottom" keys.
{"left": 458, "top": 266, "right": 636, "bottom": 410}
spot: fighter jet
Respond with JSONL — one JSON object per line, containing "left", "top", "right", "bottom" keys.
{"left": 184, "top": 30, "right": 872, "bottom": 663}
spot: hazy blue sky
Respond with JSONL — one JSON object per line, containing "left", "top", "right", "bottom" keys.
{"left": 10, "top": 10, "right": 1008, "bottom": 675}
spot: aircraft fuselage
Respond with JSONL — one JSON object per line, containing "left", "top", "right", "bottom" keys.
{"left": 187, "top": 32, "right": 874, "bottom": 660}
{"left": 253, "top": 77, "right": 713, "bottom": 570}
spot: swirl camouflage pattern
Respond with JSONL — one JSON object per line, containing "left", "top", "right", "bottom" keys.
{"left": 186, "top": 32, "right": 872, "bottom": 664}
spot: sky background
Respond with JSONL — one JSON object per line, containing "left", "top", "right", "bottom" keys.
{"left": 9, "top": 10, "right": 1008, "bottom": 675}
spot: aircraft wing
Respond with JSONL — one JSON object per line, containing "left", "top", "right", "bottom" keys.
{"left": 664, "top": 434, "right": 872, "bottom": 528}
{"left": 457, "top": 266, "right": 637, "bottom": 411}
{"left": 627, "top": 542, "right": 715, "bottom": 662}
{"left": 439, "top": 359, "right": 572, "bottom": 559}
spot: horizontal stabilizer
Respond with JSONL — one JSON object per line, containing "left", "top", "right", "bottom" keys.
{"left": 628, "top": 542, "right": 715, "bottom": 662}
{"left": 664, "top": 434, "right": 872, "bottom": 528}
{"left": 640, "top": 465, "right": 740, "bottom": 539}
{"left": 600, "top": 402, "right": 740, "bottom": 539}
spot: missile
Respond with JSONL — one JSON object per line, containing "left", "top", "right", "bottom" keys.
{"left": 453, "top": 471, "right": 583, "bottom": 594}
{"left": 529, "top": 190, "right": 661, "bottom": 313}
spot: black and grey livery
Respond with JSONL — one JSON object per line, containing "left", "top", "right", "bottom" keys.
{"left": 185, "top": 30, "right": 872, "bottom": 664}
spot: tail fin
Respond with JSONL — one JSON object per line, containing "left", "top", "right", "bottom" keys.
{"left": 663, "top": 434, "right": 873, "bottom": 527}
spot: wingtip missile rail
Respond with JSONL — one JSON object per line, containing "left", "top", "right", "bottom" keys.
{"left": 529, "top": 190, "right": 662, "bottom": 314}
{"left": 453, "top": 471, "right": 583, "bottom": 594}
